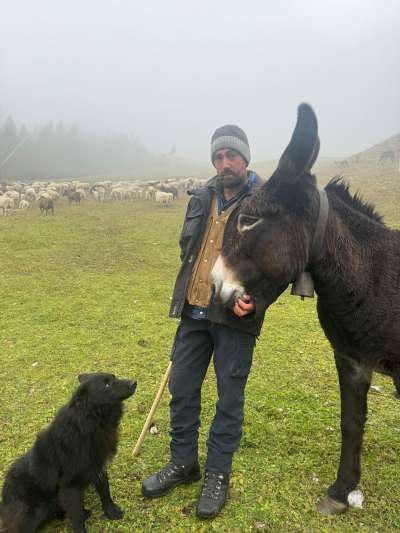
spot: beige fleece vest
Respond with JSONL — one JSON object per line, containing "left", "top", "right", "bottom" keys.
{"left": 186, "top": 195, "right": 236, "bottom": 308}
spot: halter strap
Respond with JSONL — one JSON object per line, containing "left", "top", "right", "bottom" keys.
{"left": 309, "top": 188, "right": 329, "bottom": 265}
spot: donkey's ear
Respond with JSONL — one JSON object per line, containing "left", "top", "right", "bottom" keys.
{"left": 273, "top": 103, "right": 319, "bottom": 182}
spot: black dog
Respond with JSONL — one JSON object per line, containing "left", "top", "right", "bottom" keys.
{"left": 0, "top": 373, "right": 136, "bottom": 533}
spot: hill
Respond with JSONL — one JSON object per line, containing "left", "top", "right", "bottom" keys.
{"left": 348, "top": 133, "right": 400, "bottom": 165}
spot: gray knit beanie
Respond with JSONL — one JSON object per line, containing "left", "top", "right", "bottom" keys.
{"left": 211, "top": 124, "right": 251, "bottom": 165}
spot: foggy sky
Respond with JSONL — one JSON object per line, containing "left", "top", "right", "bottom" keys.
{"left": 1, "top": 0, "right": 399, "bottom": 163}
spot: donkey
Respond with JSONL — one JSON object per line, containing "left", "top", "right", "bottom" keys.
{"left": 212, "top": 103, "right": 400, "bottom": 515}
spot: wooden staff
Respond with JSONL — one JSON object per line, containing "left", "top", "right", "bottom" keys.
{"left": 132, "top": 361, "right": 173, "bottom": 457}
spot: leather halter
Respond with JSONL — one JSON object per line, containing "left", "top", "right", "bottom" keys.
{"left": 291, "top": 188, "right": 329, "bottom": 299}
{"left": 309, "top": 188, "right": 329, "bottom": 265}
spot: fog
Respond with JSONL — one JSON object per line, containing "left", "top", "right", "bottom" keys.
{"left": 1, "top": 0, "right": 399, "bottom": 166}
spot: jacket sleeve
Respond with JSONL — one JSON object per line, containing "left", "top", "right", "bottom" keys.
{"left": 178, "top": 196, "right": 203, "bottom": 262}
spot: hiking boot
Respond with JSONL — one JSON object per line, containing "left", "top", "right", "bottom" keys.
{"left": 196, "top": 470, "right": 229, "bottom": 519}
{"left": 141, "top": 460, "right": 201, "bottom": 498}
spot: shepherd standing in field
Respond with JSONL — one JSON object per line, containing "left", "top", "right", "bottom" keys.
{"left": 142, "top": 126, "right": 272, "bottom": 519}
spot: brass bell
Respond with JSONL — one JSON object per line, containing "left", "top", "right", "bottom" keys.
{"left": 291, "top": 271, "right": 314, "bottom": 300}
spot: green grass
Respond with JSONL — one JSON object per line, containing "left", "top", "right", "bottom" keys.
{"left": 1, "top": 166, "right": 399, "bottom": 532}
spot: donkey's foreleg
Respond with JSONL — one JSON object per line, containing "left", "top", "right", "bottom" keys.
{"left": 318, "top": 352, "right": 372, "bottom": 515}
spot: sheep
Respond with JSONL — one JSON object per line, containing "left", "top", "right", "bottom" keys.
{"left": 155, "top": 191, "right": 173, "bottom": 206}
{"left": 5, "top": 190, "right": 20, "bottom": 207}
{"left": 63, "top": 190, "right": 81, "bottom": 205}
{"left": 46, "top": 189, "right": 60, "bottom": 202}
{"left": 19, "top": 199, "right": 30, "bottom": 209}
{"left": 24, "top": 187, "right": 37, "bottom": 202}
{"left": 38, "top": 196, "right": 54, "bottom": 215}
{"left": 158, "top": 185, "right": 178, "bottom": 199}
{"left": 75, "top": 188, "right": 86, "bottom": 200}
{"left": 0, "top": 196, "right": 13, "bottom": 215}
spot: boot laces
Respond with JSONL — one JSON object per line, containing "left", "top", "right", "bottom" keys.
{"left": 201, "top": 471, "right": 224, "bottom": 500}
{"left": 157, "top": 462, "right": 178, "bottom": 482}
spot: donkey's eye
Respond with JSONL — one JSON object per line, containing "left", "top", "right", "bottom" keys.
{"left": 240, "top": 215, "right": 259, "bottom": 226}
{"left": 237, "top": 213, "right": 263, "bottom": 234}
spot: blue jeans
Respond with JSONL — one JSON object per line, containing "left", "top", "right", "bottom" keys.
{"left": 168, "top": 315, "right": 256, "bottom": 474}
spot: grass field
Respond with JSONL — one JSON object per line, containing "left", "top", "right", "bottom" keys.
{"left": 0, "top": 166, "right": 399, "bottom": 532}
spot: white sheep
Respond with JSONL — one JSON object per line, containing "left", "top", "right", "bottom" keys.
{"left": 19, "top": 199, "right": 30, "bottom": 209}
{"left": 155, "top": 191, "right": 173, "bottom": 206}
{"left": 0, "top": 196, "right": 13, "bottom": 215}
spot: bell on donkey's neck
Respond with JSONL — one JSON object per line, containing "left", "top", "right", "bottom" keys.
{"left": 291, "top": 272, "right": 315, "bottom": 300}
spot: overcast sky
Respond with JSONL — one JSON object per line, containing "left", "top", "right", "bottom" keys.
{"left": 1, "top": 0, "right": 399, "bottom": 162}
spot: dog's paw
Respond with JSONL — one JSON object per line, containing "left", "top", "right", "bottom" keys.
{"left": 83, "top": 508, "right": 92, "bottom": 520}
{"left": 103, "top": 502, "right": 124, "bottom": 520}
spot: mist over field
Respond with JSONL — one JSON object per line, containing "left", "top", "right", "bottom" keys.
{"left": 1, "top": 3, "right": 400, "bottom": 531}
{"left": 1, "top": 0, "right": 399, "bottom": 179}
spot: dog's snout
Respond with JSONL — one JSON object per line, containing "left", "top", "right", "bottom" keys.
{"left": 129, "top": 380, "right": 137, "bottom": 393}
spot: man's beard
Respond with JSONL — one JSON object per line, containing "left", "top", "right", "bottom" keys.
{"left": 218, "top": 171, "right": 247, "bottom": 190}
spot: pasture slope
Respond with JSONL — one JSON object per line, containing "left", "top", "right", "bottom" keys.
{"left": 0, "top": 165, "right": 399, "bottom": 532}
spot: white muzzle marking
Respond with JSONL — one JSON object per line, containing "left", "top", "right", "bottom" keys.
{"left": 212, "top": 255, "right": 245, "bottom": 304}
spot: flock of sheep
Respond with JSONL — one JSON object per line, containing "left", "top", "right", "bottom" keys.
{"left": 0, "top": 176, "right": 207, "bottom": 216}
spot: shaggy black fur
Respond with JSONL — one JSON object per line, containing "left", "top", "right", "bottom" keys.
{"left": 0, "top": 373, "right": 136, "bottom": 533}
{"left": 326, "top": 176, "right": 384, "bottom": 224}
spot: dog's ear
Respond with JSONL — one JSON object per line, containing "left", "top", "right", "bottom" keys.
{"left": 78, "top": 373, "right": 91, "bottom": 383}
{"left": 71, "top": 384, "right": 88, "bottom": 408}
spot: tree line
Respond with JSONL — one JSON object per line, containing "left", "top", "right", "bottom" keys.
{"left": 0, "top": 116, "right": 150, "bottom": 180}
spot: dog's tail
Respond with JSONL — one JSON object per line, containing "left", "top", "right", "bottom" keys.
{"left": 0, "top": 503, "right": 6, "bottom": 533}
{"left": 0, "top": 501, "right": 27, "bottom": 532}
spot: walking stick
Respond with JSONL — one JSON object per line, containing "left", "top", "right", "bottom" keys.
{"left": 132, "top": 361, "right": 173, "bottom": 457}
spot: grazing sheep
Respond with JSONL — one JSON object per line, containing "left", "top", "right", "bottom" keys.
{"left": 19, "top": 199, "right": 30, "bottom": 209}
{"left": 155, "top": 191, "right": 173, "bottom": 206}
{"left": 111, "top": 188, "right": 124, "bottom": 201}
{"left": 91, "top": 186, "right": 106, "bottom": 202}
{"left": 63, "top": 190, "right": 81, "bottom": 204}
{"left": 24, "top": 187, "right": 37, "bottom": 202}
{"left": 0, "top": 196, "right": 13, "bottom": 215}
{"left": 38, "top": 196, "right": 54, "bottom": 215}
{"left": 5, "top": 190, "right": 20, "bottom": 207}
{"left": 158, "top": 185, "right": 178, "bottom": 199}
{"left": 46, "top": 189, "right": 60, "bottom": 202}
{"left": 76, "top": 188, "right": 86, "bottom": 200}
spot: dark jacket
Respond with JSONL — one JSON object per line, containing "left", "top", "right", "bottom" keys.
{"left": 169, "top": 172, "right": 271, "bottom": 336}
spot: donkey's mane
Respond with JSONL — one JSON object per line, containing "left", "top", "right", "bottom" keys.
{"left": 325, "top": 176, "right": 384, "bottom": 224}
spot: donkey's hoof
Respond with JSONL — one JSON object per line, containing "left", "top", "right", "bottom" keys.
{"left": 318, "top": 495, "right": 348, "bottom": 515}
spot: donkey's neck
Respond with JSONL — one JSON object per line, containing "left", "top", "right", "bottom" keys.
{"left": 310, "top": 194, "right": 396, "bottom": 355}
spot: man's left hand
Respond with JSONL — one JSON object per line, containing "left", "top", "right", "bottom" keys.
{"left": 233, "top": 293, "right": 255, "bottom": 317}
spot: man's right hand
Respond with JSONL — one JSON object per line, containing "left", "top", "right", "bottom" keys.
{"left": 233, "top": 293, "right": 255, "bottom": 317}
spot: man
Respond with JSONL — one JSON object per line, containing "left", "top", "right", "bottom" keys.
{"left": 142, "top": 125, "right": 270, "bottom": 519}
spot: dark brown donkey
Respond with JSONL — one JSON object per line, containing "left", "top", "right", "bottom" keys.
{"left": 212, "top": 103, "right": 400, "bottom": 515}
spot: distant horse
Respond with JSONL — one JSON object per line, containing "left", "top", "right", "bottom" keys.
{"left": 378, "top": 150, "right": 395, "bottom": 165}
{"left": 212, "top": 103, "right": 400, "bottom": 516}
{"left": 334, "top": 159, "right": 349, "bottom": 168}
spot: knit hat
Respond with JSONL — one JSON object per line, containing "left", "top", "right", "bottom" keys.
{"left": 211, "top": 124, "right": 251, "bottom": 165}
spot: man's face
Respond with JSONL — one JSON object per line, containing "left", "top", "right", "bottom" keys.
{"left": 213, "top": 148, "right": 248, "bottom": 189}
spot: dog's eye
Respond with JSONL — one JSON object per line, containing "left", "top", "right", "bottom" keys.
{"left": 105, "top": 382, "right": 111, "bottom": 389}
